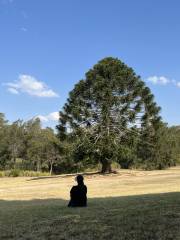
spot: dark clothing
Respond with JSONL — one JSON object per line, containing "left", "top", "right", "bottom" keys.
{"left": 68, "top": 184, "right": 87, "bottom": 207}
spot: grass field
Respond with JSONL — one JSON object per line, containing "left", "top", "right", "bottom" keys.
{"left": 1, "top": 168, "right": 180, "bottom": 240}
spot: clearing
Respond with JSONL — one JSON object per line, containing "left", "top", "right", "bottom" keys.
{"left": 0, "top": 167, "right": 180, "bottom": 239}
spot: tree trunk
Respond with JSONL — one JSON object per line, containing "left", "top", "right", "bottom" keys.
{"left": 101, "top": 161, "right": 112, "bottom": 173}
{"left": 13, "top": 157, "right": 16, "bottom": 169}
{"left": 49, "top": 160, "right": 53, "bottom": 175}
{"left": 36, "top": 160, "right": 42, "bottom": 172}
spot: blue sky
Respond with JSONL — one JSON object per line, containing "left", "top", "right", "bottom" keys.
{"left": 0, "top": 0, "right": 180, "bottom": 128}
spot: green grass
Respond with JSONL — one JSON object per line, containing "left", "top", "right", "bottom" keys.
{"left": 0, "top": 193, "right": 180, "bottom": 240}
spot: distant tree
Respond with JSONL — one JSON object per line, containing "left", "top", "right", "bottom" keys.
{"left": 6, "top": 120, "right": 25, "bottom": 168}
{"left": 0, "top": 115, "right": 63, "bottom": 173}
{"left": 137, "top": 122, "right": 176, "bottom": 169}
{"left": 0, "top": 113, "right": 8, "bottom": 169}
{"left": 23, "top": 118, "right": 42, "bottom": 170}
{"left": 43, "top": 128, "right": 62, "bottom": 175}
{"left": 23, "top": 119, "right": 62, "bottom": 173}
{"left": 0, "top": 113, "right": 7, "bottom": 127}
{"left": 165, "top": 126, "right": 180, "bottom": 165}
{"left": 57, "top": 57, "right": 161, "bottom": 172}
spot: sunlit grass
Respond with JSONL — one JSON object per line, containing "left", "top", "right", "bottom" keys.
{"left": 0, "top": 167, "right": 180, "bottom": 239}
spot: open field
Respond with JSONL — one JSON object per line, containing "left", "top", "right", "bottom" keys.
{"left": 1, "top": 168, "right": 180, "bottom": 239}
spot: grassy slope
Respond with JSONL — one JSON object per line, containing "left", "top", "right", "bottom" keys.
{"left": 0, "top": 168, "right": 180, "bottom": 240}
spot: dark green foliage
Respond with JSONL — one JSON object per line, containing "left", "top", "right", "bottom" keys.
{"left": 0, "top": 113, "right": 9, "bottom": 170}
{"left": 0, "top": 114, "right": 65, "bottom": 174}
{"left": 116, "top": 129, "right": 139, "bottom": 169}
{"left": 136, "top": 122, "right": 176, "bottom": 170}
{"left": 57, "top": 57, "right": 169, "bottom": 172}
{"left": 164, "top": 126, "right": 180, "bottom": 165}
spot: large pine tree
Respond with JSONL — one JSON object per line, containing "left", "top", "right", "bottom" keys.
{"left": 57, "top": 57, "right": 161, "bottom": 173}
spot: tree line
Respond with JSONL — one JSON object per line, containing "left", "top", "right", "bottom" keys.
{"left": 0, "top": 115, "right": 63, "bottom": 174}
{"left": 0, "top": 58, "right": 180, "bottom": 174}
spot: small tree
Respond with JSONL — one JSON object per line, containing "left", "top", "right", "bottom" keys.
{"left": 43, "top": 128, "right": 62, "bottom": 175}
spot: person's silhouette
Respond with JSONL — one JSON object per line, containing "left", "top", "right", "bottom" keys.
{"left": 68, "top": 175, "right": 87, "bottom": 207}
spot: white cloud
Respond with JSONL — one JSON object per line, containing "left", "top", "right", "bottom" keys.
{"left": 176, "top": 82, "right": 180, "bottom": 88}
{"left": 147, "top": 75, "right": 180, "bottom": 89}
{"left": 35, "top": 112, "right": 59, "bottom": 122}
{"left": 147, "top": 76, "right": 170, "bottom": 85}
{"left": 5, "top": 74, "right": 59, "bottom": 97}
{"left": 7, "top": 87, "right": 19, "bottom": 94}
{"left": 48, "top": 112, "right": 59, "bottom": 121}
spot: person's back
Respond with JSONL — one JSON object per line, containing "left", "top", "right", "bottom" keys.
{"left": 68, "top": 175, "right": 87, "bottom": 207}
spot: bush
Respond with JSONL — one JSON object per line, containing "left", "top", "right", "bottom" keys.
{"left": 5, "top": 169, "right": 21, "bottom": 177}
{"left": 0, "top": 170, "right": 50, "bottom": 177}
{"left": 21, "top": 171, "right": 50, "bottom": 177}
{"left": 0, "top": 171, "right": 5, "bottom": 177}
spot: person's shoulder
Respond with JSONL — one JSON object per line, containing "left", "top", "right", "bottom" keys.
{"left": 71, "top": 185, "right": 78, "bottom": 191}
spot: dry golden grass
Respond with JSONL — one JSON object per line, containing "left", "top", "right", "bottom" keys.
{"left": 1, "top": 167, "right": 180, "bottom": 240}
{"left": 1, "top": 167, "right": 180, "bottom": 201}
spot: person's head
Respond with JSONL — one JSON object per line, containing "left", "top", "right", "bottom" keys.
{"left": 75, "top": 174, "right": 84, "bottom": 185}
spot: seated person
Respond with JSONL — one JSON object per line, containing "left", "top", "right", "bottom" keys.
{"left": 68, "top": 174, "right": 87, "bottom": 207}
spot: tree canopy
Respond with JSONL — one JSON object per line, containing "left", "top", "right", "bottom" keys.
{"left": 57, "top": 57, "right": 168, "bottom": 172}
{"left": 0, "top": 116, "right": 64, "bottom": 174}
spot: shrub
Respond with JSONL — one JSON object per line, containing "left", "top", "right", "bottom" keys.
{"left": 7, "top": 169, "right": 21, "bottom": 177}
{"left": 21, "top": 171, "right": 50, "bottom": 177}
{"left": 0, "top": 171, "right": 5, "bottom": 177}
{"left": 0, "top": 170, "right": 50, "bottom": 177}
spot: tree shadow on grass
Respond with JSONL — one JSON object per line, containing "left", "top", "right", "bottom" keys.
{"left": 27, "top": 171, "right": 105, "bottom": 181}
{"left": 0, "top": 192, "right": 180, "bottom": 240}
